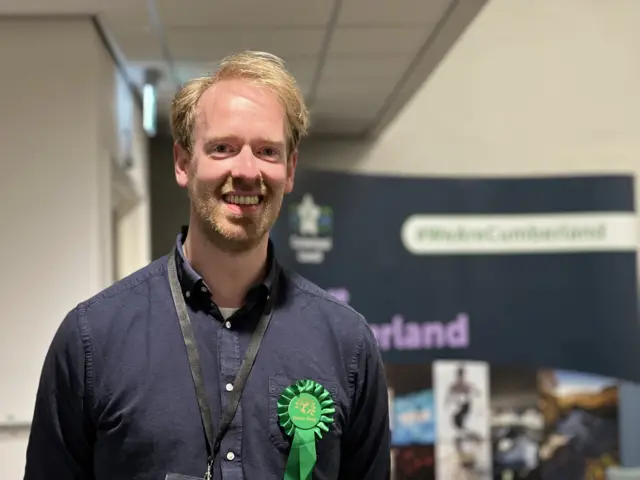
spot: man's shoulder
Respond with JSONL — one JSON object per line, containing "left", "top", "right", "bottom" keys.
{"left": 286, "top": 269, "right": 361, "bottom": 317}
{"left": 284, "top": 269, "right": 374, "bottom": 343}
{"left": 50, "top": 256, "right": 170, "bottom": 361}
{"left": 75, "top": 255, "right": 169, "bottom": 316}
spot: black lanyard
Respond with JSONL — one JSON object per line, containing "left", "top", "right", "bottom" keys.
{"left": 167, "top": 248, "right": 280, "bottom": 479}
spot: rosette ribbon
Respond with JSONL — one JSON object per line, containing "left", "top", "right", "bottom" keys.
{"left": 278, "top": 379, "right": 335, "bottom": 480}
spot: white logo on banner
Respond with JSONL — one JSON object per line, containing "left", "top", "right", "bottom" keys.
{"left": 289, "top": 194, "right": 333, "bottom": 264}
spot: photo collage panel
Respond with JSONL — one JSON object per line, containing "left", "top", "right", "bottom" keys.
{"left": 386, "top": 361, "right": 621, "bottom": 480}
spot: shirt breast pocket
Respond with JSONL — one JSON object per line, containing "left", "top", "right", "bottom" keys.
{"left": 268, "top": 374, "right": 344, "bottom": 458}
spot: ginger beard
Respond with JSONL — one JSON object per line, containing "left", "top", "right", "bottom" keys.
{"left": 187, "top": 167, "right": 284, "bottom": 253}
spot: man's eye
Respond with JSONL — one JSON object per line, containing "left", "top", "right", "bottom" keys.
{"left": 214, "top": 144, "right": 230, "bottom": 153}
{"left": 262, "top": 147, "right": 279, "bottom": 157}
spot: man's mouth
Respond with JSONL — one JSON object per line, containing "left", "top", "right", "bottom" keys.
{"left": 222, "top": 194, "right": 264, "bottom": 206}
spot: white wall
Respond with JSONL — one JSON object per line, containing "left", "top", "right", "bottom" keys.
{"left": 305, "top": 0, "right": 640, "bottom": 178}
{"left": 0, "top": 17, "right": 150, "bottom": 478}
{"left": 301, "top": 0, "right": 640, "bottom": 466}
{"left": 113, "top": 62, "right": 152, "bottom": 280}
{"left": 115, "top": 119, "right": 152, "bottom": 280}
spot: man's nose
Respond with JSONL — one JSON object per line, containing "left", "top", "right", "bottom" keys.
{"left": 231, "top": 145, "right": 260, "bottom": 182}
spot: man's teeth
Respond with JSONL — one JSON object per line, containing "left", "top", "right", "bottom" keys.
{"left": 225, "top": 195, "right": 260, "bottom": 205}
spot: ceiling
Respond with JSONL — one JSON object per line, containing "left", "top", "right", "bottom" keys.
{"left": 1, "top": 0, "right": 488, "bottom": 138}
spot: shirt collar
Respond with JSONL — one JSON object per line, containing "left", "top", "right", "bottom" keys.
{"left": 174, "top": 225, "right": 278, "bottom": 306}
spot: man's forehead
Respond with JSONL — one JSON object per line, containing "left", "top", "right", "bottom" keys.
{"left": 196, "top": 80, "right": 284, "bottom": 117}
{"left": 194, "top": 80, "right": 286, "bottom": 140}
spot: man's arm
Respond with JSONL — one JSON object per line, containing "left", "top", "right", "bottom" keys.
{"left": 24, "top": 307, "right": 95, "bottom": 479}
{"left": 339, "top": 321, "right": 391, "bottom": 479}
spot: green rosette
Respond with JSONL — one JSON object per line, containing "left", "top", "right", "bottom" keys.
{"left": 277, "top": 379, "right": 335, "bottom": 480}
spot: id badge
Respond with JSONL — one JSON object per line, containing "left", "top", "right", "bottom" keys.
{"left": 166, "top": 459, "right": 212, "bottom": 480}
{"left": 166, "top": 463, "right": 211, "bottom": 480}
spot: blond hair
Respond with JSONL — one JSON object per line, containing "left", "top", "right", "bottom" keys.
{"left": 170, "top": 51, "right": 309, "bottom": 157}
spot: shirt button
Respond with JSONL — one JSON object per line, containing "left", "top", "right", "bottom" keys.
{"left": 224, "top": 321, "right": 231, "bottom": 329}
{"left": 226, "top": 383, "right": 234, "bottom": 392}
{"left": 201, "top": 286, "right": 207, "bottom": 293}
{"left": 226, "top": 451, "right": 235, "bottom": 461}
{"left": 185, "top": 291, "right": 191, "bottom": 298}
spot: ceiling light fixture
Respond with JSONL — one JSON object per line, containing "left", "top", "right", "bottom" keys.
{"left": 143, "top": 68, "right": 162, "bottom": 137}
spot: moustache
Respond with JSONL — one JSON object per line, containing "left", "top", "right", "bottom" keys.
{"left": 219, "top": 177, "right": 268, "bottom": 196}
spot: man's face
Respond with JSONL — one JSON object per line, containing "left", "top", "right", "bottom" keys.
{"left": 174, "top": 79, "right": 296, "bottom": 252}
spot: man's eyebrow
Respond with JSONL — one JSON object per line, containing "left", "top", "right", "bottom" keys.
{"left": 202, "top": 135, "right": 236, "bottom": 144}
{"left": 202, "top": 136, "right": 285, "bottom": 147}
{"left": 257, "top": 139, "right": 286, "bottom": 147}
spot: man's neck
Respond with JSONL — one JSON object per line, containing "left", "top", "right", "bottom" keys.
{"left": 183, "top": 225, "right": 269, "bottom": 308}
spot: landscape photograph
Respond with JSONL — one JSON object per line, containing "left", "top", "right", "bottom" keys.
{"left": 537, "top": 369, "right": 620, "bottom": 480}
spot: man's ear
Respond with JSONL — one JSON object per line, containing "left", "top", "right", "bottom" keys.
{"left": 285, "top": 149, "right": 298, "bottom": 194}
{"left": 174, "top": 143, "right": 190, "bottom": 188}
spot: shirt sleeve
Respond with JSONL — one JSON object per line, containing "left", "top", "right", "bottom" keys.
{"left": 24, "top": 306, "right": 95, "bottom": 480}
{"left": 339, "top": 320, "right": 391, "bottom": 479}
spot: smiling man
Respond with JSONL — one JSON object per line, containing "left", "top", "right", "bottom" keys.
{"left": 24, "top": 51, "right": 390, "bottom": 480}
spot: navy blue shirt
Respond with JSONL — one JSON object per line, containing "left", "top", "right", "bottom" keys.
{"left": 24, "top": 232, "right": 390, "bottom": 479}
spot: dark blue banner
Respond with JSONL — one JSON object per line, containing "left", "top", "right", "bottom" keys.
{"left": 271, "top": 171, "right": 639, "bottom": 382}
